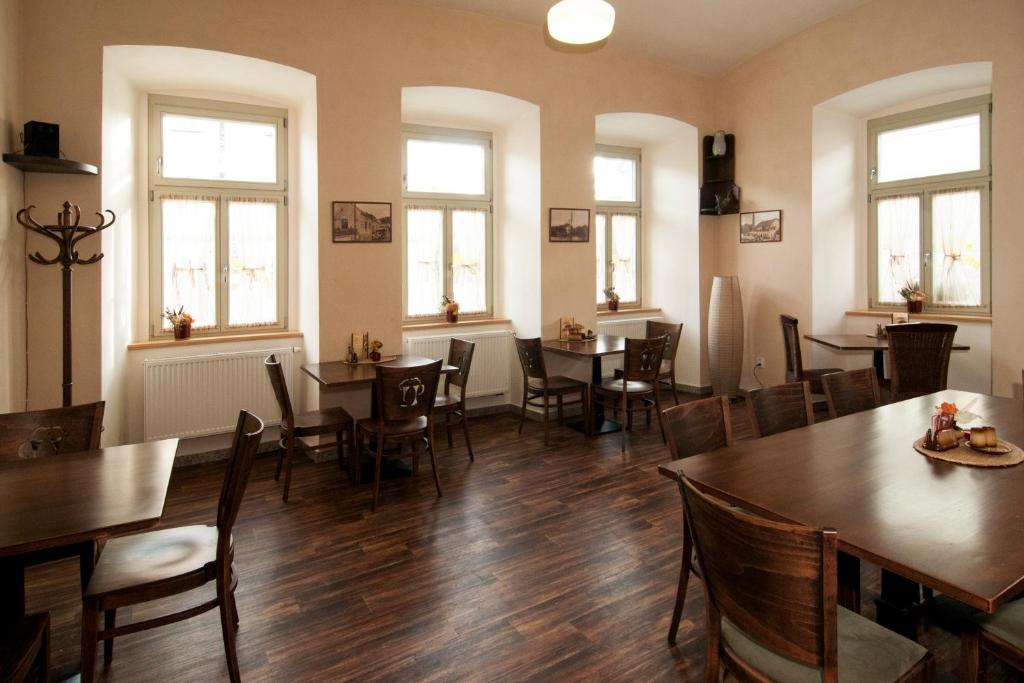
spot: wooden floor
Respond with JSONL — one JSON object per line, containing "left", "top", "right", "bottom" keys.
{"left": 24, "top": 396, "right": 1022, "bottom": 681}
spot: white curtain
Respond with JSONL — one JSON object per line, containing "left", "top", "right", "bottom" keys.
{"left": 932, "top": 188, "right": 982, "bottom": 307}
{"left": 451, "top": 208, "right": 487, "bottom": 314}
{"left": 876, "top": 195, "right": 920, "bottom": 304}
{"left": 227, "top": 197, "right": 279, "bottom": 327}
{"left": 406, "top": 206, "right": 445, "bottom": 317}
{"left": 162, "top": 196, "right": 218, "bottom": 328}
{"left": 610, "top": 213, "right": 638, "bottom": 303}
{"left": 595, "top": 214, "right": 607, "bottom": 304}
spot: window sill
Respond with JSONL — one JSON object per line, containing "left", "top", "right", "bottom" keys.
{"left": 597, "top": 307, "right": 662, "bottom": 317}
{"left": 846, "top": 310, "right": 991, "bottom": 324}
{"left": 127, "top": 330, "right": 303, "bottom": 351}
{"left": 402, "top": 318, "right": 512, "bottom": 332}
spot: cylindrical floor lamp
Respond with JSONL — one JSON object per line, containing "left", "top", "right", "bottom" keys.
{"left": 708, "top": 275, "right": 743, "bottom": 398}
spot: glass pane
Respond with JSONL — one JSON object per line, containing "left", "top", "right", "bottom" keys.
{"left": 406, "top": 138, "right": 486, "bottom": 195}
{"left": 876, "top": 195, "right": 921, "bottom": 304}
{"left": 611, "top": 214, "right": 638, "bottom": 303}
{"left": 931, "top": 188, "right": 982, "bottom": 307}
{"left": 228, "top": 199, "right": 278, "bottom": 327}
{"left": 876, "top": 114, "right": 981, "bottom": 183}
{"left": 594, "top": 154, "right": 637, "bottom": 203}
{"left": 452, "top": 209, "right": 487, "bottom": 314}
{"left": 161, "top": 197, "right": 217, "bottom": 329}
{"left": 595, "top": 213, "right": 606, "bottom": 304}
{"left": 161, "top": 113, "right": 277, "bottom": 183}
{"left": 406, "top": 207, "right": 445, "bottom": 317}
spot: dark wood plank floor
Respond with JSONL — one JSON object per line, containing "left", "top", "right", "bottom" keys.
{"left": 23, "top": 397, "right": 1021, "bottom": 681}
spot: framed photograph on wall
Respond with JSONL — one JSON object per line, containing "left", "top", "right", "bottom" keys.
{"left": 332, "top": 201, "right": 392, "bottom": 243}
{"left": 548, "top": 208, "right": 590, "bottom": 242}
{"left": 739, "top": 209, "right": 782, "bottom": 243}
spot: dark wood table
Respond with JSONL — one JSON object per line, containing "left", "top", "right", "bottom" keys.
{"left": 659, "top": 391, "right": 1024, "bottom": 638}
{"left": 805, "top": 333, "right": 970, "bottom": 380}
{"left": 0, "top": 439, "right": 179, "bottom": 619}
{"left": 542, "top": 334, "right": 626, "bottom": 435}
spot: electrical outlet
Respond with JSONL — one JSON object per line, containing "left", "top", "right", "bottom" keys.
{"left": 754, "top": 357, "right": 765, "bottom": 369}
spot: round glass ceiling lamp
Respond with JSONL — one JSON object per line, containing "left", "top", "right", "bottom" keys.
{"left": 547, "top": 0, "right": 616, "bottom": 45}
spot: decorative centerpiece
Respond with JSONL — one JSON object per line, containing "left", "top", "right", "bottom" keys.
{"left": 604, "top": 286, "right": 620, "bottom": 312}
{"left": 163, "top": 306, "right": 194, "bottom": 340}
{"left": 899, "top": 281, "right": 926, "bottom": 314}
{"left": 346, "top": 332, "right": 394, "bottom": 364}
{"left": 923, "top": 401, "right": 964, "bottom": 451}
{"left": 559, "top": 316, "right": 594, "bottom": 342}
{"left": 441, "top": 295, "right": 460, "bottom": 323}
{"left": 370, "top": 340, "right": 383, "bottom": 362}
{"left": 915, "top": 401, "right": 1021, "bottom": 466}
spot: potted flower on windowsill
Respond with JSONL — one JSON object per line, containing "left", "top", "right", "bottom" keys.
{"left": 604, "top": 286, "right": 620, "bottom": 312}
{"left": 898, "top": 281, "right": 926, "bottom": 314}
{"left": 441, "top": 295, "right": 460, "bottom": 323}
{"left": 163, "top": 306, "right": 194, "bottom": 340}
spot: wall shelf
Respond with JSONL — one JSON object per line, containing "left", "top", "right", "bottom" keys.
{"left": 2, "top": 153, "right": 98, "bottom": 175}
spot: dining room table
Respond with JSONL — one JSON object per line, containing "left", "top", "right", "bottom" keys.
{"left": 804, "top": 333, "right": 970, "bottom": 380}
{"left": 541, "top": 334, "right": 626, "bottom": 435}
{"left": 659, "top": 390, "right": 1024, "bottom": 640}
{"left": 0, "top": 438, "right": 179, "bottom": 621}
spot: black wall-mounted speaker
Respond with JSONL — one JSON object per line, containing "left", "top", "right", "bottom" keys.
{"left": 23, "top": 121, "right": 60, "bottom": 158}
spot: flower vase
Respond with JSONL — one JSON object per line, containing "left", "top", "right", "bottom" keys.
{"left": 446, "top": 310, "right": 459, "bottom": 323}
{"left": 907, "top": 300, "right": 924, "bottom": 314}
{"left": 607, "top": 300, "right": 619, "bottom": 311}
{"left": 174, "top": 322, "right": 191, "bottom": 340}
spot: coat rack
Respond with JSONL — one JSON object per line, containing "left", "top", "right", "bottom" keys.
{"left": 17, "top": 201, "right": 115, "bottom": 406}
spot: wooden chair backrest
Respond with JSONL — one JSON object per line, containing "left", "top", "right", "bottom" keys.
{"left": 682, "top": 477, "right": 838, "bottom": 676}
{"left": 216, "top": 410, "right": 264, "bottom": 562}
{"left": 514, "top": 336, "right": 548, "bottom": 383}
{"left": 885, "top": 323, "right": 956, "bottom": 401}
{"left": 821, "top": 368, "right": 880, "bottom": 419}
{"left": 622, "top": 335, "right": 668, "bottom": 383}
{"left": 780, "top": 314, "right": 804, "bottom": 383}
{"left": 0, "top": 402, "right": 105, "bottom": 460}
{"left": 646, "top": 321, "right": 683, "bottom": 368}
{"left": 375, "top": 359, "right": 443, "bottom": 423}
{"left": 264, "top": 354, "right": 293, "bottom": 427}
{"left": 444, "top": 338, "right": 476, "bottom": 398}
{"left": 746, "top": 381, "right": 814, "bottom": 438}
{"left": 662, "top": 396, "right": 733, "bottom": 459}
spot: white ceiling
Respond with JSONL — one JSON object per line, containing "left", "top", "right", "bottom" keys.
{"left": 408, "top": 0, "right": 871, "bottom": 77}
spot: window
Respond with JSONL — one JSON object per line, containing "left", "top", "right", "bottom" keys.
{"left": 149, "top": 96, "right": 288, "bottom": 336}
{"left": 402, "top": 125, "right": 492, "bottom": 320}
{"left": 868, "top": 96, "right": 990, "bottom": 313}
{"left": 595, "top": 145, "right": 641, "bottom": 307}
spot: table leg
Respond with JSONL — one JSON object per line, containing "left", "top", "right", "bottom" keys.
{"left": 0, "top": 559, "right": 26, "bottom": 620}
{"left": 873, "top": 349, "right": 886, "bottom": 381}
{"left": 875, "top": 569, "right": 922, "bottom": 641}
{"left": 587, "top": 356, "right": 622, "bottom": 436}
{"left": 355, "top": 379, "right": 411, "bottom": 483}
{"left": 837, "top": 552, "right": 861, "bottom": 612}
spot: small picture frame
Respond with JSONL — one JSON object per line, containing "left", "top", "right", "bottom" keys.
{"left": 332, "top": 201, "right": 392, "bottom": 243}
{"left": 891, "top": 312, "right": 910, "bottom": 325}
{"left": 739, "top": 209, "right": 782, "bottom": 243}
{"left": 548, "top": 208, "right": 590, "bottom": 242}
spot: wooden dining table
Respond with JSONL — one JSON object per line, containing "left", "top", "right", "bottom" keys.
{"left": 659, "top": 390, "right": 1024, "bottom": 639}
{"left": 0, "top": 438, "right": 179, "bottom": 620}
{"left": 542, "top": 334, "right": 626, "bottom": 435}
{"left": 804, "top": 333, "right": 970, "bottom": 380}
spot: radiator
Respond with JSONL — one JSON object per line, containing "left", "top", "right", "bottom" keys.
{"left": 403, "top": 330, "right": 513, "bottom": 398}
{"left": 596, "top": 314, "right": 665, "bottom": 378}
{"left": 143, "top": 347, "right": 295, "bottom": 441}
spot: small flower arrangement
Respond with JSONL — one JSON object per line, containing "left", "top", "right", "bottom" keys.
{"left": 163, "top": 306, "right": 194, "bottom": 340}
{"left": 370, "top": 339, "right": 383, "bottom": 362}
{"left": 604, "top": 286, "right": 620, "bottom": 311}
{"left": 898, "top": 281, "right": 926, "bottom": 313}
{"left": 441, "top": 295, "right": 460, "bottom": 323}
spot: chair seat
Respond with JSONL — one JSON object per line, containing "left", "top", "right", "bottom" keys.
{"left": 722, "top": 606, "right": 928, "bottom": 682}
{"left": 292, "top": 406, "right": 353, "bottom": 436}
{"left": 597, "top": 378, "right": 655, "bottom": 394}
{"left": 971, "top": 597, "right": 1024, "bottom": 650}
{"left": 358, "top": 416, "right": 429, "bottom": 437}
{"left": 434, "top": 394, "right": 461, "bottom": 410}
{"left": 85, "top": 525, "right": 221, "bottom": 599}
{"left": 528, "top": 375, "right": 587, "bottom": 392}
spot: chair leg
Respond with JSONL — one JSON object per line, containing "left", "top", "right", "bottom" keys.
{"left": 653, "top": 391, "right": 667, "bottom": 444}
{"left": 446, "top": 412, "right": 454, "bottom": 449}
{"left": 79, "top": 540, "right": 97, "bottom": 589}
{"left": 557, "top": 394, "right": 564, "bottom": 425}
{"left": 351, "top": 427, "right": 363, "bottom": 485}
{"left": 519, "top": 389, "right": 528, "bottom": 434}
{"left": 371, "top": 434, "right": 384, "bottom": 512}
{"left": 103, "top": 609, "right": 116, "bottom": 664}
{"left": 671, "top": 371, "right": 680, "bottom": 405}
{"left": 543, "top": 393, "right": 550, "bottom": 447}
{"left": 217, "top": 574, "right": 242, "bottom": 683}
{"left": 961, "top": 629, "right": 982, "bottom": 683}
{"left": 336, "top": 428, "right": 347, "bottom": 474}
{"left": 460, "top": 410, "right": 474, "bottom": 461}
{"left": 668, "top": 522, "right": 693, "bottom": 645}
{"left": 281, "top": 435, "right": 295, "bottom": 503}
{"left": 427, "top": 421, "right": 442, "bottom": 498}
{"left": 620, "top": 395, "right": 627, "bottom": 453}
{"left": 80, "top": 597, "right": 98, "bottom": 683}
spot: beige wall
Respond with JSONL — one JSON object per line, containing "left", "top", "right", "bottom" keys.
{"left": 14, "top": 0, "right": 714, "bottom": 410}
{"left": 713, "top": 0, "right": 1024, "bottom": 396}
{"left": 0, "top": 0, "right": 25, "bottom": 412}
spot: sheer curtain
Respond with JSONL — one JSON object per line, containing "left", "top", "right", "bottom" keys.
{"left": 162, "top": 196, "right": 218, "bottom": 329}
{"left": 406, "top": 206, "right": 445, "bottom": 317}
{"left": 610, "top": 213, "right": 638, "bottom": 303}
{"left": 227, "top": 197, "right": 279, "bottom": 327}
{"left": 595, "top": 214, "right": 606, "bottom": 303}
{"left": 932, "top": 188, "right": 982, "bottom": 307}
{"left": 876, "top": 195, "right": 920, "bottom": 304}
{"left": 451, "top": 208, "right": 487, "bottom": 314}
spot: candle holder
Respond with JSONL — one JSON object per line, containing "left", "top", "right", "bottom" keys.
{"left": 17, "top": 201, "right": 116, "bottom": 406}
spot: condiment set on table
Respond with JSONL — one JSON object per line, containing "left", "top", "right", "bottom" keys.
{"left": 922, "top": 401, "right": 1009, "bottom": 455}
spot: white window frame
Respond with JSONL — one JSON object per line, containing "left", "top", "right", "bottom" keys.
{"left": 867, "top": 95, "right": 991, "bottom": 315}
{"left": 401, "top": 125, "right": 493, "bottom": 321}
{"left": 595, "top": 144, "right": 642, "bottom": 309}
{"left": 148, "top": 95, "right": 289, "bottom": 337}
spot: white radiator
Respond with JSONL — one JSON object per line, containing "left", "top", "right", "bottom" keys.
{"left": 596, "top": 314, "right": 665, "bottom": 378}
{"left": 143, "top": 347, "right": 295, "bottom": 441}
{"left": 404, "top": 330, "right": 513, "bottom": 398}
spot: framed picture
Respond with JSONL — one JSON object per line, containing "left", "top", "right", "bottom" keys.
{"left": 891, "top": 312, "right": 910, "bottom": 325}
{"left": 332, "top": 201, "right": 392, "bottom": 243}
{"left": 739, "top": 209, "right": 782, "bottom": 243}
{"left": 548, "top": 208, "right": 590, "bottom": 242}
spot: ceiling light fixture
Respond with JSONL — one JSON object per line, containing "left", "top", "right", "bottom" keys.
{"left": 546, "top": 0, "right": 615, "bottom": 46}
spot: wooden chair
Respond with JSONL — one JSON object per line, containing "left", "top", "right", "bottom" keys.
{"left": 746, "top": 380, "right": 814, "bottom": 438}
{"left": 265, "top": 354, "right": 354, "bottom": 502}
{"left": 662, "top": 396, "right": 733, "bottom": 645}
{"left": 0, "top": 402, "right": 105, "bottom": 607}
{"left": 885, "top": 323, "right": 957, "bottom": 402}
{"left": 434, "top": 338, "right": 475, "bottom": 461}
{"left": 616, "top": 321, "right": 684, "bottom": 405}
{"left": 821, "top": 368, "right": 881, "bottom": 419}
{"left": 514, "top": 337, "right": 589, "bottom": 446}
{"left": 962, "top": 602, "right": 1024, "bottom": 681}
{"left": 593, "top": 335, "right": 668, "bottom": 453}
{"left": 681, "top": 476, "right": 934, "bottom": 682}
{"left": 356, "top": 359, "right": 443, "bottom": 512}
{"left": 80, "top": 410, "right": 264, "bottom": 683}
{"left": 781, "top": 315, "right": 841, "bottom": 393}
{"left": 0, "top": 613, "right": 49, "bottom": 683}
